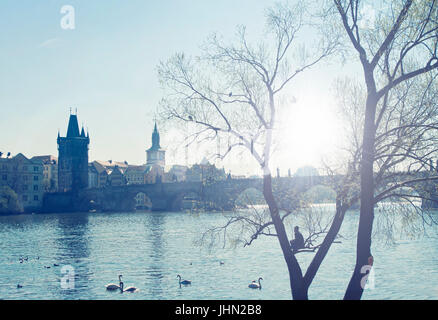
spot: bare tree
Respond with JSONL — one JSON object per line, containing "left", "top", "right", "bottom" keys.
{"left": 331, "top": 0, "right": 438, "bottom": 299}
{"left": 158, "top": 2, "right": 338, "bottom": 299}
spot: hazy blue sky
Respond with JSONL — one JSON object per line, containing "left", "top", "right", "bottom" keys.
{"left": 0, "top": 0, "right": 363, "bottom": 175}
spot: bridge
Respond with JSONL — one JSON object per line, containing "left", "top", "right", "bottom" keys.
{"left": 77, "top": 175, "right": 335, "bottom": 212}
{"left": 42, "top": 173, "right": 438, "bottom": 213}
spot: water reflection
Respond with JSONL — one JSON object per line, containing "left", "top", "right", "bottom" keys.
{"left": 54, "top": 213, "right": 91, "bottom": 298}
{"left": 144, "top": 213, "right": 165, "bottom": 297}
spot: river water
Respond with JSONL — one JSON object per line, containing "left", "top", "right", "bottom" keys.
{"left": 0, "top": 204, "right": 437, "bottom": 300}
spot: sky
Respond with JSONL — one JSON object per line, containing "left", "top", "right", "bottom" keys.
{"left": 0, "top": 0, "right": 364, "bottom": 176}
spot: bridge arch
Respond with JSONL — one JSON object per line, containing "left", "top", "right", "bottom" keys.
{"left": 134, "top": 192, "right": 152, "bottom": 211}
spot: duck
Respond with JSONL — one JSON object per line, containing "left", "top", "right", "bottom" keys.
{"left": 248, "top": 277, "right": 263, "bottom": 289}
{"left": 177, "top": 274, "right": 192, "bottom": 285}
{"left": 106, "top": 275, "right": 123, "bottom": 291}
{"left": 17, "top": 284, "right": 23, "bottom": 289}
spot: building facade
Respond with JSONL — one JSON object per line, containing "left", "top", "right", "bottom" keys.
{"left": 108, "top": 165, "right": 126, "bottom": 186}
{"left": 166, "top": 165, "right": 188, "bottom": 182}
{"left": 125, "top": 165, "right": 147, "bottom": 185}
{"left": 0, "top": 153, "right": 44, "bottom": 211}
{"left": 57, "top": 114, "right": 90, "bottom": 192}
{"left": 88, "top": 163, "right": 99, "bottom": 188}
{"left": 186, "top": 158, "right": 226, "bottom": 183}
{"left": 31, "top": 155, "right": 58, "bottom": 193}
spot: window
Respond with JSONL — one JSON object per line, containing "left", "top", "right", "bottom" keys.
{"left": 23, "top": 195, "right": 28, "bottom": 201}
{"left": 23, "top": 185, "right": 28, "bottom": 191}
{"left": 1, "top": 165, "right": 7, "bottom": 170}
{"left": 33, "top": 185, "right": 38, "bottom": 191}
{"left": 23, "top": 166, "right": 28, "bottom": 171}
{"left": 23, "top": 175, "right": 28, "bottom": 181}
{"left": 1, "top": 174, "right": 6, "bottom": 180}
{"left": 34, "top": 195, "right": 39, "bottom": 201}
{"left": 33, "top": 176, "right": 38, "bottom": 181}
{"left": 33, "top": 166, "right": 39, "bottom": 172}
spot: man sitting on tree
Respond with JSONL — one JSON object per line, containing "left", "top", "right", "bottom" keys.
{"left": 290, "top": 226, "right": 305, "bottom": 253}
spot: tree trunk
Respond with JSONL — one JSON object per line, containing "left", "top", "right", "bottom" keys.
{"left": 263, "top": 174, "right": 308, "bottom": 300}
{"left": 303, "top": 199, "right": 347, "bottom": 294}
{"left": 344, "top": 93, "right": 377, "bottom": 300}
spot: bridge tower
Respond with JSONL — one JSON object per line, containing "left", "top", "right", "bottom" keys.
{"left": 146, "top": 122, "right": 165, "bottom": 167}
{"left": 57, "top": 111, "right": 89, "bottom": 192}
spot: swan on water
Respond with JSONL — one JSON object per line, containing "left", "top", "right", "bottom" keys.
{"left": 105, "top": 275, "right": 122, "bottom": 291}
{"left": 120, "top": 281, "right": 139, "bottom": 293}
{"left": 177, "top": 274, "right": 192, "bottom": 285}
{"left": 109, "top": 275, "right": 139, "bottom": 293}
{"left": 248, "top": 277, "right": 263, "bottom": 289}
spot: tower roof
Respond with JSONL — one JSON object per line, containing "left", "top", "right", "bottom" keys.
{"left": 66, "top": 114, "right": 80, "bottom": 137}
{"left": 148, "top": 122, "right": 162, "bottom": 151}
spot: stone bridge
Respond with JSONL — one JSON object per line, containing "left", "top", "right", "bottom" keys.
{"left": 43, "top": 172, "right": 438, "bottom": 213}
{"left": 77, "top": 175, "right": 336, "bottom": 212}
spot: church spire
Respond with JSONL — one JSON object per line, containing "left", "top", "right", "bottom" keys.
{"left": 150, "top": 121, "right": 161, "bottom": 150}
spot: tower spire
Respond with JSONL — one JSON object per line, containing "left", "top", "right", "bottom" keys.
{"left": 150, "top": 120, "right": 161, "bottom": 150}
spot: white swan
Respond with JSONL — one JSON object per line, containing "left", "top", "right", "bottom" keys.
{"left": 105, "top": 275, "right": 122, "bottom": 291}
{"left": 248, "top": 277, "right": 263, "bottom": 289}
{"left": 120, "top": 281, "right": 139, "bottom": 293}
{"left": 177, "top": 274, "right": 192, "bottom": 285}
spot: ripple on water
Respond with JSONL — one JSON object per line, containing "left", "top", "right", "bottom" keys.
{"left": 0, "top": 209, "right": 437, "bottom": 300}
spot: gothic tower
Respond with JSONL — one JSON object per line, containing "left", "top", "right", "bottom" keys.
{"left": 146, "top": 122, "right": 165, "bottom": 167}
{"left": 57, "top": 113, "right": 89, "bottom": 192}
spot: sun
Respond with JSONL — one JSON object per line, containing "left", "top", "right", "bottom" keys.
{"left": 275, "top": 99, "right": 343, "bottom": 172}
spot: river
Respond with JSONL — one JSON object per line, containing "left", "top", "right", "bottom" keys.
{"left": 0, "top": 204, "right": 437, "bottom": 300}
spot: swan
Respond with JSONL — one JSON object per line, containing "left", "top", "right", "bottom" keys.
{"left": 105, "top": 275, "right": 122, "bottom": 291}
{"left": 248, "top": 277, "right": 263, "bottom": 289}
{"left": 120, "top": 281, "right": 139, "bottom": 293}
{"left": 177, "top": 274, "right": 192, "bottom": 285}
